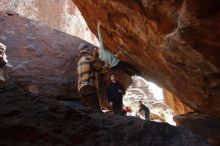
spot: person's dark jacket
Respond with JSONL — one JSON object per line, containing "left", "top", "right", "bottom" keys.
{"left": 108, "top": 81, "right": 125, "bottom": 104}
{"left": 139, "top": 103, "right": 150, "bottom": 113}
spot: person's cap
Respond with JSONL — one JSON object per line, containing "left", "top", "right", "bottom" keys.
{"left": 79, "top": 43, "right": 90, "bottom": 54}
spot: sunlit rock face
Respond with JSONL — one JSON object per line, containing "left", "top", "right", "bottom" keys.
{"left": 72, "top": 0, "right": 220, "bottom": 118}
{"left": 129, "top": 76, "right": 157, "bottom": 100}
{"left": 0, "top": 0, "right": 98, "bottom": 45}
{"left": 163, "top": 90, "right": 193, "bottom": 115}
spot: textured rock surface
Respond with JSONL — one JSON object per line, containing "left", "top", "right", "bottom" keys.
{"left": 174, "top": 113, "right": 220, "bottom": 146}
{"left": 163, "top": 90, "right": 193, "bottom": 115}
{"left": 0, "top": 11, "right": 131, "bottom": 103}
{"left": 0, "top": 11, "right": 84, "bottom": 98}
{"left": 0, "top": 0, "right": 98, "bottom": 45}
{"left": 0, "top": 83, "right": 210, "bottom": 146}
{"left": 72, "top": 0, "right": 220, "bottom": 118}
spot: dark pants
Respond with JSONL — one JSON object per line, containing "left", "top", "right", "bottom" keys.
{"left": 113, "top": 100, "right": 122, "bottom": 115}
{"left": 79, "top": 86, "right": 100, "bottom": 110}
{"left": 144, "top": 110, "right": 150, "bottom": 121}
{"left": 112, "top": 61, "right": 142, "bottom": 76}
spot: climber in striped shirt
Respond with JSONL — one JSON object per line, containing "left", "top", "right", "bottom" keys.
{"left": 77, "top": 43, "right": 104, "bottom": 111}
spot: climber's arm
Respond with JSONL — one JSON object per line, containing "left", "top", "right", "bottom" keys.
{"left": 97, "top": 22, "right": 105, "bottom": 51}
{"left": 104, "top": 61, "right": 110, "bottom": 68}
{"left": 91, "top": 56, "right": 108, "bottom": 73}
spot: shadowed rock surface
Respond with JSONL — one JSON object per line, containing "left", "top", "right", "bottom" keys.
{"left": 174, "top": 113, "right": 220, "bottom": 146}
{"left": 72, "top": 0, "right": 220, "bottom": 119}
{"left": 0, "top": 11, "right": 84, "bottom": 98}
{"left": 0, "top": 82, "right": 209, "bottom": 146}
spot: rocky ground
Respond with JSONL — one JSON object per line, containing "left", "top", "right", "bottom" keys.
{"left": 0, "top": 82, "right": 210, "bottom": 146}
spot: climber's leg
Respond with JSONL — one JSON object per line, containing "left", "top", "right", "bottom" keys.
{"left": 112, "top": 61, "right": 142, "bottom": 76}
{"left": 79, "top": 86, "right": 101, "bottom": 111}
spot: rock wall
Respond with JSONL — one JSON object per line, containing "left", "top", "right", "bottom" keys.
{"left": 163, "top": 90, "right": 193, "bottom": 115}
{"left": 0, "top": 0, "right": 98, "bottom": 45}
{"left": 72, "top": 0, "right": 220, "bottom": 119}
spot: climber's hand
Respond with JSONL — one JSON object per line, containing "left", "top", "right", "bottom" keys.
{"left": 97, "top": 21, "right": 102, "bottom": 27}
{"left": 118, "top": 89, "right": 123, "bottom": 93}
{"left": 103, "top": 62, "right": 110, "bottom": 68}
{"left": 109, "top": 102, "right": 113, "bottom": 106}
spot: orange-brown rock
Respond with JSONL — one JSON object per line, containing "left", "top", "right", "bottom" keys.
{"left": 163, "top": 90, "right": 193, "bottom": 115}
{"left": 150, "top": 113, "right": 166, "bottom": 123}
{"left": 72, "top": 0, "right": 220, "bottom": 118}
{"left": 174, "top": 112, "right": 220, "bottom": 146}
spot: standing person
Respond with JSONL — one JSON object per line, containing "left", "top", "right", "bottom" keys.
{"left": 108, "top": 75, "right": 125, "bottom": 115}
{"left": 0, "top": 43, "right": 7, "bottom": 82}
{"left": 137, "top": 101, "right": 150, "bottom": 121}
{"left": 77, "top": 43, "right": 104, "bottom": 111}
{"left": 0, "top": 43, "right": 7, "bottom": 68}
{"left": 95, "top": 22, "right": 142, "bottom": 76}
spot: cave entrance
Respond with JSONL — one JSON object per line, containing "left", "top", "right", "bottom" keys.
{"left": 123, "top": 76, "right": 176, "bottom": 125}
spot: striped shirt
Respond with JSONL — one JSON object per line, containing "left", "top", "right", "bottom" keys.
{"left": 77, "top": 54, "right": 102, "bottom": 91}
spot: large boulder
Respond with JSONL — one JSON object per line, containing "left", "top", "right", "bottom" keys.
{"left": 174, "top": 113, "right": 220, "bottom": 146}
{"left": 0, "top": 11, "right": 131, "bottom": 104}
{"left": 0, "top": 11, "right": 84, "bottom": 98}
{"left": 72, "top": 0, "right": 220, "bottom": 119}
